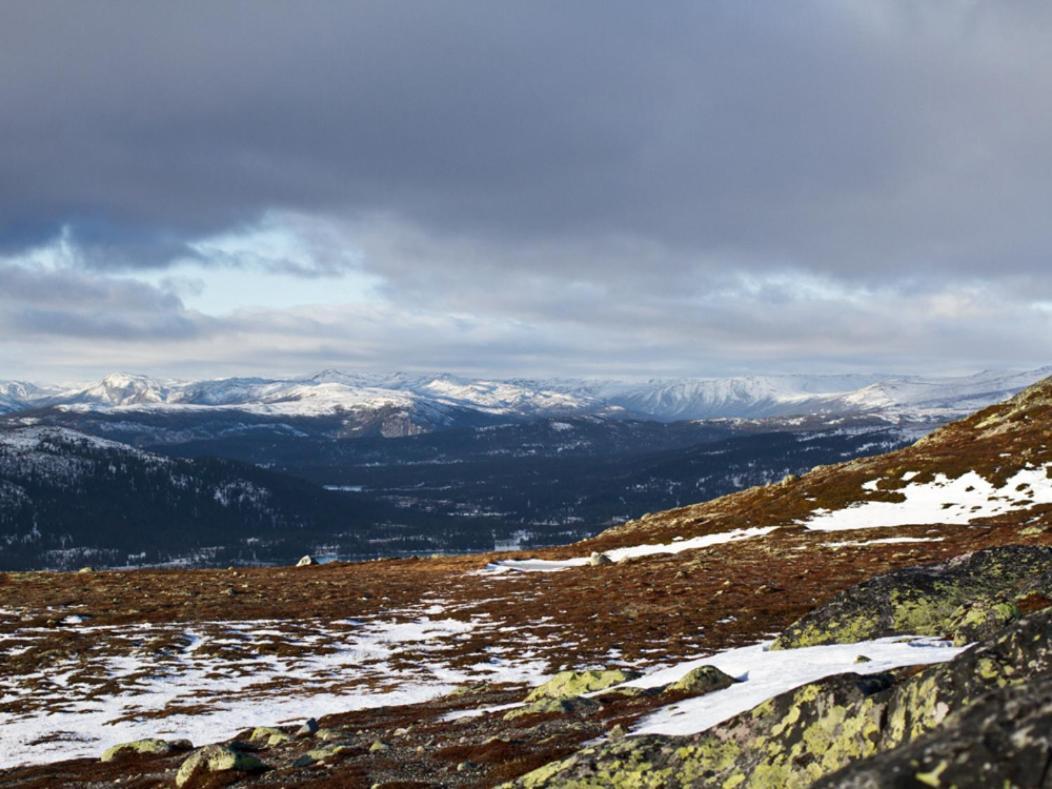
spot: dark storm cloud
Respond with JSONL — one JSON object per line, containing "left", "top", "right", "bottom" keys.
{"left": 3, "top": 0, "right": 1052, "bottom": 280}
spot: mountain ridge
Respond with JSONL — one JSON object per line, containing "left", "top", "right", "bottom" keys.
{"left": 3, "top": 367, "right": 1050, "bottom": 426}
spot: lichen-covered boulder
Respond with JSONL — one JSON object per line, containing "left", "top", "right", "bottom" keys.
{"left": 514, "top": 608, "right": 1052, "bottom": 788}
{"left": 816, "top": 675, "right": 1052, "bottom": 788}
{"left": 100, "top": 737, "right": 191, "bottom": 762}
{"left": 665, "top": 665, "right": 737, "bottom": 696}
{"left": 175, "top": 745, "right": 266, "bottom": 787}
{"left": 503, "top": 695, "right": 600, "bottom": 721}
{"left": 772, "top": 545, "right": 1051, "bottom": 649}
{"left": 945, "top": 599, "right": 1019, "bottom": 645}
{"left": 525, "top": 669, "right": 640, "bottom": 702}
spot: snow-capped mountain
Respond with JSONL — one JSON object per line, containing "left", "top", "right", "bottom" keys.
{"left": 1, "top": 367, "right": 1049, "bottom": 429}
{"left": 0, "top": 381, "right": 61, "bottom": 414}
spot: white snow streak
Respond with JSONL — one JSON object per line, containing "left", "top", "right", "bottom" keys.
{"left": 483, "top": 528, "right": 777, "bottom": 573}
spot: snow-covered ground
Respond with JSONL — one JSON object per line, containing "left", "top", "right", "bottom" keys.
{"left": 483, "top": 527, "right": 776, "bottom": 573}
{"left": 0, "top": 610, "right": 550, "bottom": 768}
{"left": 802, "top": 465, "right": 1052, "bottom": 532}
{"left": 626, "top": 637, "right": 967, "bottom": 736}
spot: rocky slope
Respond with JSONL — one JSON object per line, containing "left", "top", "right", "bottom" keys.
{"left": 0, "top": 377, "right": 1049, "bottom": 786}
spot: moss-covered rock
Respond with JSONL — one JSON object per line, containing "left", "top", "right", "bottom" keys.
{"left": 525, "top": 669, "right": 640, "bottom": 702}
{"left": 772, "top": 545, "right": 1051, "bottom": 649}
{"left": 175, "top": 745, "right": 266, "bottom": 787}
{"left": 248, "top": 726, "right": 290, "bottom": 747}
{"left": 292, "top": 744, "right": 352, "bottom": 766}
{"left": 513, "top": 608, "right": 1052, "bottom": 787}
{"left": 100, "top": 737, "right": 191, "bottom": 762}
{"left": 665, "top": 665, "right": 737, "bottom": 696}
{"left": 504, "top": 695, "right": 600, "bottom": 721}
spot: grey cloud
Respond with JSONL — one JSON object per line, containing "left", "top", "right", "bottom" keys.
{"left": 1, "top": 1, "right": 1051, "bottom": 379}
{"left": 3, "top": 1, "right": 1052, "bottom": 282}
{"left": 0, "top": 262, "right": 207, "bottom": 341}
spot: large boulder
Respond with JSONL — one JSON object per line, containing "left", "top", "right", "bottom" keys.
{"left": 771, "top": 545, "right": 1051, "bottom": 649}
{"left": 817, "top": 676, "right": 1052, "bottom": 788}
{"left": 515, "top": 602, "right": 1052, "bottom": 787}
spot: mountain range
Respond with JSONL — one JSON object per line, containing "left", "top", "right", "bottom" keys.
{"left": 1, "top": 374, "right": 1049, "bottom": 785}
{"left": 2, "top": 367, "right": 1049, "bottom": 432}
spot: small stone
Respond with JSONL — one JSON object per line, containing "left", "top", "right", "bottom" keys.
{"left": 295, "top": 555, "right": 317, "bottom": 567}
{"left": 589, "top": 551, "right": 613, "bottom": 566}
{"left": 666, "top": 665, "right": 737, "bottom": 696}
{"left": 77, "top": 566, "right": 94, "bottom": 574}
{"left": 369, "top": 740, "right": 388, "bottom": 752}
{"left": 855, "top": 655, "right": 873, "bottom": 663}
{"left": 607, "top": 724, "right": 626, "bottom": 740}
{"left": 295, "top": 717, "right": 319, "bottom": 737}
{"left": 457, "top": 760, "right": 476, "bottom": 772}
{"left": 392, "top": 726, "right": 410, "bottom": 737}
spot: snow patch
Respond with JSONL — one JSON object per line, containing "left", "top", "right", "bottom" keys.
{"left": 801, "top": 465, "right": 1052, "bottom": 532}
{"left": 483, "top": 528, "right": 777, "bottom": 573}
{"left": 627, "top": 636, "right": 966, "bottom": 737}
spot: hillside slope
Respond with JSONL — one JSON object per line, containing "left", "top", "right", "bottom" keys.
{"left": 0, "top": 427, "right": 378, "bottom": 569}
{"left": 0, "top": 377, "right": 1049, "bottom": 785}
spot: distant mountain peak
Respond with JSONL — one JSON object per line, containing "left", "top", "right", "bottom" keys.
{"left": 0, "top": 367, "right": 1049, "bottom": 426}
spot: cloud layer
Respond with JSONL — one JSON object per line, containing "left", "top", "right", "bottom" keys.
{"left": 1, "top": 1, "right": 1050, "bottom": 379}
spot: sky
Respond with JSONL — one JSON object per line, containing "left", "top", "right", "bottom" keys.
{"left": 2, "top": 1, "right": 1051, "bottom": 383}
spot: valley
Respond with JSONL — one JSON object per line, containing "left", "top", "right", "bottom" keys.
{"left": 3, "top": 368, "right": 1046, "bottom": 571}
{"left": 0, "top": 374, "right": 1049, "bottom": 786}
